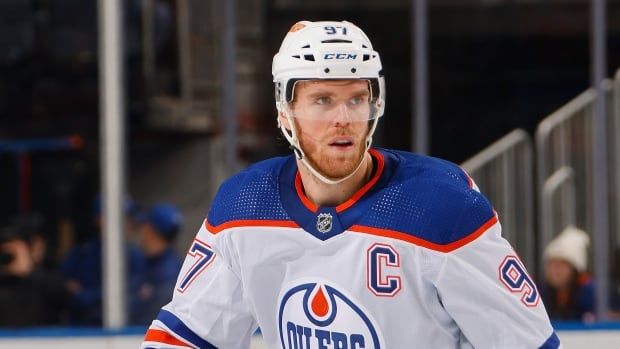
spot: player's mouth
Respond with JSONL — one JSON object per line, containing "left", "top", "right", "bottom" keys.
{"left": 328, "top": 137, "right": 354, "bottom": 149}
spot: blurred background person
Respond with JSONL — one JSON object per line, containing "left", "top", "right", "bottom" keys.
{"left": 541, "top": 226, "right": 595, "bottom": 322}
{"left": 61, "top": 195, "right": 146, "bottom": 326}
{"left": 0, "top": 214, "right": 69, "bottom": 326}
{"left": 133, "top": 203, "right": 183, "bottom": 325}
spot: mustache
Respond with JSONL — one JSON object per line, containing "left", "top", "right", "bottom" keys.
{"left": 299, "top": 129, "right": 357, "bottom": 142}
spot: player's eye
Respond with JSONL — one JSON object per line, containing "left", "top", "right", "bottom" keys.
{"left": 349, "top": 96, "right": 365, "bottom": 105}
{"left": 315, "top": 96, "right": 331, "bottom": 105}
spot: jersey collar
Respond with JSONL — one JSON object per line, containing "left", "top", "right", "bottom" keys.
{"left": 280, "top": 148, "right": 394, "bottom": 241}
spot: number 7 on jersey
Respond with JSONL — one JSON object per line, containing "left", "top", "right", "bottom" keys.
{"left": 177, "top": 239, "right": 216, "bottom": 293}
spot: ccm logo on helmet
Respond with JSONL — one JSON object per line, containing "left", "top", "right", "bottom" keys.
{"left": 324, "top": 53, "right": 358, "bottom": 60}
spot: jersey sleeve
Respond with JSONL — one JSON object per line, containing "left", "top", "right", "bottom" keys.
{"left": 141, "top": 221, "right": 257, "bottom": 349}
{"left": 432, "top": 210, "right": 560, "bottom": 349}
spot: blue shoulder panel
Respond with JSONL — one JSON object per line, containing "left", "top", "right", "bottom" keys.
{"left": 359, "top": 149, "right": 495, "bottom": 245}
{"left": 207, "top": 156, "right": 292, "bottom": 226}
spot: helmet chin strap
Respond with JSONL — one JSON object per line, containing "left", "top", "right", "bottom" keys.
{"left": 279, "top": 108, "right": 379, "bottom": 185}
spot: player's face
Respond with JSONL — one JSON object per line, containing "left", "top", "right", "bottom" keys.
{"left": 286, "top": 80, "right": 370, "bottom": 179}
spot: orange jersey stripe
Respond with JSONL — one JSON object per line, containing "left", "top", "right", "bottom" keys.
{"left": 349, "top": 214, "right": 498, "bottom": 253}
{"left": 205, "top": 219, "right": 299, "bottom": 234}
{"left": 336, "top": 149, "right": 386, "bottom": 213}
{"left": 295, "top": 172, "right": 319, "bottom": 212}
{"left": 144, "top": 329, "right": 193, "bottom": 348}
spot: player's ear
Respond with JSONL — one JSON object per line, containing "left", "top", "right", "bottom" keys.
{"left": 278, "top": 112, "right": 291, "bottom": 131}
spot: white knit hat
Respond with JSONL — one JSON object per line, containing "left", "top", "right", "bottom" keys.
{"left": 544, "top": 225, "right": 590, "bottom": 272}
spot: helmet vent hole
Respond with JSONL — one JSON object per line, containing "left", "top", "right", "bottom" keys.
{"left": 324, "top": 68, "right": 330, "bottom": 73}
{"left": 351, "top": 68, "right": 357, "bottom": 73}
{"left": 292, "top": 55, "right": 300, "bottom": 59}
{"left": 304, "top": 54, "right": 315, "bottom": 61}
{"left": 321, "top": 39, "right": 352, "bottom": 44}
{"left": 363, "top": 54, "right": 370, "bottom": 61}
{"left": 302, "top": 44, "right": 310, "bottom": 48}
{"left": 362, "top": 44, "right": 368, "bottom": 48}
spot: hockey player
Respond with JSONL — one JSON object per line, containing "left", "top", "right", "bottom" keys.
{"left": 142, "top": 20, "right": 559, "bottom": 348}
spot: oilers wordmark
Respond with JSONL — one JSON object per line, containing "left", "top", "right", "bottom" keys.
{"left": 285, "top": 322, "right": 365, "bottom": 349}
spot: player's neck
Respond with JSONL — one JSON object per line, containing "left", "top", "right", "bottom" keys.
{"left": 297, "top": 152, "right": 374, "bottom": 207}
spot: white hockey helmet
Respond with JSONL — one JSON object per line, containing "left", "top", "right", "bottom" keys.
{"left": 272, "top": 20, "right": 385, "bottom": 185}
{"left": 272, "top": 20, "right": 385, "bottom": 118}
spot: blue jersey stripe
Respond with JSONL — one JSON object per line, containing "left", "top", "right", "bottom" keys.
{"left": 538, "top": 331, "right": 560, "bottom": 349}
{"left": 156, "top": 309, "right": 216, "bottom": 349}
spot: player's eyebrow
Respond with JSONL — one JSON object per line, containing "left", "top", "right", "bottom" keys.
{"left": 306, "top": 88, "right": 369, "bottom": 99}
{"left": 350, "top": 89, "right": 371, "bottom": 97}
{"left": 306, "top": 90, "right": 336, "bottom": 98}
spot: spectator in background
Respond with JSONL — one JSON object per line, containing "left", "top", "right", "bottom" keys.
{"left": 62, "top": 195, "right": 146, "bottom": 326}
{"left": 541, "top": 226, "right": 595, "bottom": 322}
{"left": 12, "top": 213, "right": 48, "bottom": 268}
{"left": 133, "top": 203, "right": 183, "bottom": 325}
{"left": 0, "top": 214, "right": 69, "bottom": 326}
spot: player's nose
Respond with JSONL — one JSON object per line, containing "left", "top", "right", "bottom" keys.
{"left": 332, "top": 103, "right": 352, "bottom": 126}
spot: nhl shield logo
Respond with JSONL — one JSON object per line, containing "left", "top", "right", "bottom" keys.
{"left": 316, "top": 213, "right": 333, "bottom": 233}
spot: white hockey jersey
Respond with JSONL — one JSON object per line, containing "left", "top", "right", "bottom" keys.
{"left": 142, "top": 148, "right": 559, "bottom": 349}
